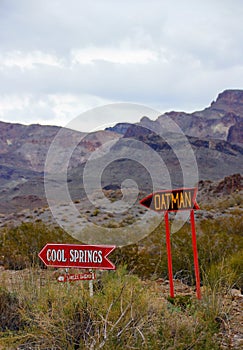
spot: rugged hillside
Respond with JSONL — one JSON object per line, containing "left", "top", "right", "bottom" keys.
{"left": 228, "top": 121, "right": 243, "bottom": 144}
{"left": 108, "top": 90, "right": 243, "bottom": 143}
{"left": 202, "top": 89, "right": 243, "bottom": 117}
{"left": 0, "top": 121, "right": 60, "bottom": 172}
{"left": 0, "top": 121, "right": 120, "bottom": 173}
{"left": 157, "top": 90, "right": 243, "bottom": 142}
{"left": 0, "top": 121, "right": 121, "bottom": 213}
{"left": 0, "top": 89, "right": 243, "bottom": 215}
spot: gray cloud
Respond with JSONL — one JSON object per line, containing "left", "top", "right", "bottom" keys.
{"left": 0, "top": 0, "right": 243, "bottom": 128}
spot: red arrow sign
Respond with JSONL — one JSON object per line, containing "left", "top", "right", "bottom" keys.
{"left": 38, "top": 244, "right": 116, "bottom": 269}
{"left": 140, "top": 188, "right": 200, "bottom": 212}
{"left": 57, "top": 272, "right": 96, "bottom": 282}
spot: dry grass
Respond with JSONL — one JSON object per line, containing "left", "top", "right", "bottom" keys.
{"left": 0, "top": 266, "right": 229, "bottom": 350}
{"left": 0, "top": 204, "right": 242, "bottom": 349}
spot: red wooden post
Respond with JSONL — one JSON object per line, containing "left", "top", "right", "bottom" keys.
{"left": 190, "top": 210, "right": 201, "bottom": 299}
{"left": 164, "top": 211, "right": 174, "bottom": 298}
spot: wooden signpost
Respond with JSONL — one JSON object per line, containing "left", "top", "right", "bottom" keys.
{"left": 140, "top": 187, "right": 201, "bottom": 299}
{"left": 39, "top": 244, "right": 116, "bottom": 297}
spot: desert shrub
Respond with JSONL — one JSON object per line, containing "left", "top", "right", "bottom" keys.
{"left": 217, "top": 193, "right": 243, "bottom": 210}
{"left": 155, "top": 306, "right": 220, "bottom": 350}
{"left": 202, "top": 259, "right": 239, "bottom": 294}
{"left": 0, "top": 222, "right": 78, "bottom": 269}
{"left": 0, "top": 266, "right": 224, "bottom": 350}
{"left": 198, "top": 220, "right": 243, "bottom": 270}
{"left": 113, "top": 216, "right": 242, "bottom": 291}
{"left": 170, "top": 227, "right": 195, "bottom": 284}
{"left": 226, "top": 250, "right": 243, "bottom": 290}
{"left": 114, "top": 222, "right": 197, "bottom": 283}
{"left": 200, "top": 215, "right": 243, "bottom": 237}
{"left": 91, "top": 208, "right": 100, "bottom": 216}
{"left": 1, "top": 267, "right": 158, "bottom": 349}
{"left": 222, "top": 215, "right": 243, "bottom": 236}
{"left": 0, "top": 288, "right": 23, "bottom": 331}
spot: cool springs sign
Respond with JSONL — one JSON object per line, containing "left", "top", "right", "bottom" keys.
{"left": 38, "top": 244, "right": 116, "bottom": 270}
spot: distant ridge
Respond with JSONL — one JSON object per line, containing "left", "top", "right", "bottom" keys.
{"left": 107, "top": 89, "right": 243, "bottom": 144}
{"left": 0, "top": 89, "right": 242, "bottom": 214}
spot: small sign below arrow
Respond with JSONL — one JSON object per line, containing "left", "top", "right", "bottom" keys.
{"left": 57, "top": 272, "right": 96, "bottom": 282}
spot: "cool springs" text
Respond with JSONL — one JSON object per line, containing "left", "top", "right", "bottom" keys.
{"left": 46, "top": 249, "right": 103, "bottom": 263}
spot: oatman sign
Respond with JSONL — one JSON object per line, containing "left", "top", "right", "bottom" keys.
{"left": 140, "top": 188, "right": 200, "bottom": 212}
{"left": 140, "top": 188, "right": 201, "bottom": 299}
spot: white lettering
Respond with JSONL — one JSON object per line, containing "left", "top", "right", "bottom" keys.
{"left": 79, "top": 250, "right": 84, "bottom": 262}
{"left": 87, "top": 250, "right": 93, "bottom": 262}
{"left": 46, "top": 249, "right": 66, "bottom": 262}
{"left": 68, "top": 249, "right": 103, "bottom": 264}
{"left": 97, "top": 250, "right": 102, "bottom": 263}
{"left": 70, "top": 249, "right": 75, "bottom": 262}
{"left": 47, "top": 249, "right": 52, "bottom": 261}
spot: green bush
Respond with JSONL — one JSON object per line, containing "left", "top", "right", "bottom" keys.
{"left": 0, "top": 222, "right": 78, "bottom": 269}
{"left": 112, "top": 216, "right": 242, "bottom": 289}
{"left": 198, "top": 220, "right": 243, "bottom": 270}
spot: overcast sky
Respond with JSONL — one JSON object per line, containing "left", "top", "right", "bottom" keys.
{"left": 0, "top": 0, "right": 243, "bottom": 130}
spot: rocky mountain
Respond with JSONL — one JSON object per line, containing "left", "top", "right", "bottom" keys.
{"left": 106, "top": 122, "right": 132, "bottom": 135}
{"left": 0, "top": 89, "right": 243, "bottom": 215}
{"left": 227, "top": 121, "right": 243, "bottom": 144}
{"left": 198, "top": 173, "right": 243, "bottom": 200}
{"left": 108, "top": 89, "right": 243, "bottom": 144}
{"left": 157, "top": 89, "right": 243, "bottom": 143}
{"left": 0, "top": 121, "right": 121, "bottom": 213}
{"left": 0, "top": 121, "right": 120, "bottom": 173}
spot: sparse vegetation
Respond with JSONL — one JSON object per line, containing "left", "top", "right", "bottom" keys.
{"left": 0, "top": 222, "right": 78, "bottom": 270}
{"left": 92, "top": 208, "right": 100, "bottom": 217}
{"left": 112, "top": 217, "right": 243, "bottom": 285}
{"left": 0, "top": 196, "right": 242, "bottom": 349}
{"left": 0, "top": 266, "right": 226, "bottom": 350}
